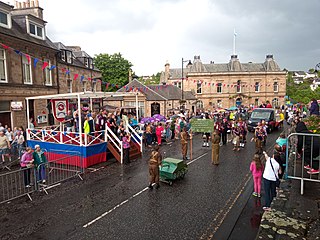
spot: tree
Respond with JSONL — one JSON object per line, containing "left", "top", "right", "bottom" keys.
{"left": 94, "top": 53, "right": 133, "bottom": 91}
{"left": 140, "top": 72, "right": 161, "bottom": 85}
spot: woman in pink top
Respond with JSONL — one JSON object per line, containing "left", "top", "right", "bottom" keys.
{"left": 250, "top": 154, "right": 264, "bottom": 197}
{"left": 155, "top": 123, "right": 164, "bottom": 146}
{"left": 20, "top": 147, "right": 34, "bottom": 187}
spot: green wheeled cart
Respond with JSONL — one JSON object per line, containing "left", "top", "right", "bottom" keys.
{"left": 159, "top": 158, "right": 188, "bottom": 186}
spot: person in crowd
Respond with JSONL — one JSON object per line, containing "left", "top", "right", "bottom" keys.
{"left": 64, "top": 110, "right": 74, "bottom": 133}
{"left": 33, "top": 144, "right": 47, "bottom": 184}
{"left": 151, "top": 123, "right": 157, "bottom": 145}
{"left": 0, "top": 130, "right": 11, "bottom": 163}
{"left": 165, "top": 122, "right": 171, "bottom": 142}
{"left": 12, "top": 130, "right": 25, "bottom": 159}
{"left": 117, "top": 121, "right": 125, "bottom": 138}
{"left": 279, "top": 110, "right": 285, "bottom": 129}
{"left": 148, "top": 145, "right": 162, "bottom": 190}
{"left": 262, "top": 151, "right": 281, "bottom": 211}
{"left": 121, "top": 110, "right": 129, "bottom": 130}
{"left": 211, "top": 130, "right": 221, "bottom": 165}
{"left": 309, "top": 98, "right": 319, "bottom": 116}
{"left": 275, "top": 133, "right": 287, "bottom": 149}
{"left": 88, "top": 112, "right": 95, "bottom": 135}
{"left": 155, "top": 123, "right": 164, "bottom": 146}
{"left": 250, "top": 154, "right": 264, "bottom": 197}
{"left": 221, "top": 118, "right": 229, "bottom": 145}
{"left": 122, "top": 131, "right": 131, "bottom": 164}
{"left": 295, "top": 117, "right": 319, "bottom": 174}
{"left": 145, "top": 123, "right": 152, "bottom": 147}
{"left": 5, "top": 127, "right": 13, "bottom": 144}
{"left": 170, "top": 120, "right": 175, "bottom": 140}
{"left": 20, "top": 147, "right": 34, "bottom": 187}
{"left": 174, "top": 118, "right": 180, "bottom": 140}
{"left": 180, "top": 127, "right": 190, "bottom": 161}
{"left": 232, "top": 123, "right": 241, "bottom": 151}
{"left": 18, "top": 126, "right": 27, "bottom": 147}
{"left": 29, "top": 117, "right": 35, "bottom": 129}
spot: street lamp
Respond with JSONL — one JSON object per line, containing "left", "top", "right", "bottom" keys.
{"left": 181, "top": 57, "right": 192, "bottom": 111}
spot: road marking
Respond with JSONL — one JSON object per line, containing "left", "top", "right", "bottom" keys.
{"left": 187, "top": 153, "right": 208, "bottom": 165}
{"left": 83, "top": 153, "right": 207, "bottom": 228}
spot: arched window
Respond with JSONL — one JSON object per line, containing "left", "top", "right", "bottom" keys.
{"left": 236, "top": 80, "right": 241, "bottom": 93}
{"left": 196, "top": 100, "right": 204, "bottom": 109}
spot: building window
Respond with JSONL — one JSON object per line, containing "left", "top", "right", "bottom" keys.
{"left": 197, "top": 82, "right": 202, "bottom": 94}
{"left": 0, "top": 10, "right": 11, "bottom": 28}
{"left": 273, "top": 82, "right": 279, "bottom": 92}
{"left": 0, "top": 49, "right": 7, "bottom": 83}
{"left": 196, "top": 100, "right": 203, "bottom": 109}
{"left": 43, "top": 59, "right": 52, "bottom": 86}
{"left": 255, "top": 98, "right": 259, "bottom": 106}
{"left": 177, "top": 81, "right": 181, "bottom": 89}
{"left": 255, "top": 82, "right": 260, "bottom": 92}
{"left": 236, "top": 80, "right": 241, "bottom": 93}
{"left": 60, "top": 50, "right": 66, "bottom": 62}
{"left": 29, "top": 22, "right": 44, "bottom": 39}
{"left": 217, "top": 83, "right": 222, "bottom": 93}
{"left": 22, "top": 56, "right": 32, "bottom": 84}
{"left": 124, "top": 101, "right": 145, "bottom": 117}
{"left": 85, "top": 58, "right": 94, "bottom": 69}
{"left": 67, "top": 79, "right": 72, "bottom": 93}
{"left": 66, "top": 51, "right": 72, "bottom": 64}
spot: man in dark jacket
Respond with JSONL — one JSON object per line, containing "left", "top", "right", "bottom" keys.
{"left": 309, "top": 99, "right": 319, "bottom": 116}
{"left": 295, "top": 119, "right": 319, "bottom": 174}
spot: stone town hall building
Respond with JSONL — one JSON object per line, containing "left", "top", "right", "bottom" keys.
{"left": 160, "top": 55, "right": 287, "bottom": 111}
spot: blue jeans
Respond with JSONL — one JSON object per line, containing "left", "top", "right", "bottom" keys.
{"left": 263, "top": 178, "right": 277, "bottom": 207}
{"left": 37, "top": 164, "right": 46, "bottom": 182}
{"left": 146, "top": 133, "right": 152, "bottom": 145}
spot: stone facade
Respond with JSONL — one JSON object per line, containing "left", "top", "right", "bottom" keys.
{"left": 161, "top": 55, "right": 287, "bottom": 111}
{"left": 0, "top": 1, "right": 102, "bottom": 129}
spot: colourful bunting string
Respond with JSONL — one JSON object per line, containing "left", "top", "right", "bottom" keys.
{"left": 25, "top": 54, "right": 31, "bottom": 63}
{"left": 42, "top": 62, "right": 49, "bottom": 70}
{"left": 73, "top": 74, "right": 79, "bottom": 81}
{"left": 49, "top": 65, "right": 56, "bottom": 71}
{"left": 34, "top": 58, "right": 39, "bottom": 68}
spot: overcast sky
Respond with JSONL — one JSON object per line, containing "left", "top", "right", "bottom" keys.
{"left": 12, "top": 0, "right": 320, "bottom": 75}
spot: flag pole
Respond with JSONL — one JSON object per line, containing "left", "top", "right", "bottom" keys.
{"left": 233, "top": 28, "right": 237, "bottom": 55}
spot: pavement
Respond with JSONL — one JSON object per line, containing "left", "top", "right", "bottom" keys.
{"left": 256, "top": 171, "right": 320, "bottom": 240}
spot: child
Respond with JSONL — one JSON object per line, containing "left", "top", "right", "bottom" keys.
{"left": 250, "top": 154, "right": 264, "bottom": 197}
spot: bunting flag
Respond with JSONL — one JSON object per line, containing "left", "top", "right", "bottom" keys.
{"left": 42, "top": 62, "right": 49, "bottom": 70}
{"left": 34, "top": 58, "right": 39, "bottom": 68}
{"left": 49, "top": 65, "right": 56, "bottom": 71}
{"left": 65, "top": 70, "right": 70, "bottom": 75}
{"left": 0, "top": 43, "right": 9, "bottom": 49}
{"left": 14, "top": 49, "right": 21, "bottom": 55}
{"left": 25, "top": 54, "right": 31, "bottom": 63}
{"left": 80, "top": 75, "right": 85, "bottom": 82}
{"left": 73, "top": 74, "right": 79, "bottom": 81}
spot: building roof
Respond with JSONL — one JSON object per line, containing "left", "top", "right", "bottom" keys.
{"left": 0, "top": 13, "right": 57, "bottom": 51}
{"left": 165, "top": 55, "right": 283, "bottom": 79}
{"left": 117, "top": 79, "right": 196, "bottom": 101}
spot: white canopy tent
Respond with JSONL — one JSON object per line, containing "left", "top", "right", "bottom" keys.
{"left": 26, "top": 91, "right": 139, "bottom": 146}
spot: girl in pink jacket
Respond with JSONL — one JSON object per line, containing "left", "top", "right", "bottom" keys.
{"left": 250, "top": 154, "right": 264, "bottom": 197}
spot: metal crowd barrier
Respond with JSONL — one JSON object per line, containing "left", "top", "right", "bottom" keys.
{"left": 285, "top": 132, "right": 320, "bottom": 195}
{"left": 0, "top": 167, "right": 36, "bottom": 204}
{"left": 0, "top": 149, "right": 84, "bottom": 204}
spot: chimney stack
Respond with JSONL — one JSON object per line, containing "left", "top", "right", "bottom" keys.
{"left": 30, "top": 0, "right": 35, "bottom": 7}
{"left": 35, "top": 0, "right": 39, "bottom": 7}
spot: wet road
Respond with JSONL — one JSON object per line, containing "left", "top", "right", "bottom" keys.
{"left": 0, "top": 131, "right": 280, "bottom": 240}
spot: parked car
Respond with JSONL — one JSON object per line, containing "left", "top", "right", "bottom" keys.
{"left": 247, "top": 108, "right": 279, "bottom": 133}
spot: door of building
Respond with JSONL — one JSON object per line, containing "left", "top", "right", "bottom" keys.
{"left": 0, "top": 112, "right": 11, "bottom": 127}
{"left": 151, "top": 102, "right": 160, "bottom": 116}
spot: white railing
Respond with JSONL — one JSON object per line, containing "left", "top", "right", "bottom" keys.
{"left": 127, "top": 124, "right": 143, "bottom": 152}
{"left": 105, "top": 125, "right": 123, "bottom": 164}
{"left": 27, "top": 129, "right": 104, "bottom": 147}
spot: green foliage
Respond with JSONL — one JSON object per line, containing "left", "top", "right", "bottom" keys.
{"left": 140, "top": 72, "right": 161, "bottom": 85}
{"left": 286, "top": 72, "right": 320, "bottom": 104}
{"left": 303, "top": 115, "right": 320, "bottom": 133}
{"left": 94, "top": 53, "right": 133, "bottom": 91}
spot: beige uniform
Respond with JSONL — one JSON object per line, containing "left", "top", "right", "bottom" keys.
{"left": 211, "top": 132, "right": 221, "bottom": 165}
{"left": 149, "top": 151, "right": 162, "bottom": 184}
{"left": 180, "top": 131, "right": 188, "bottom": 159}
